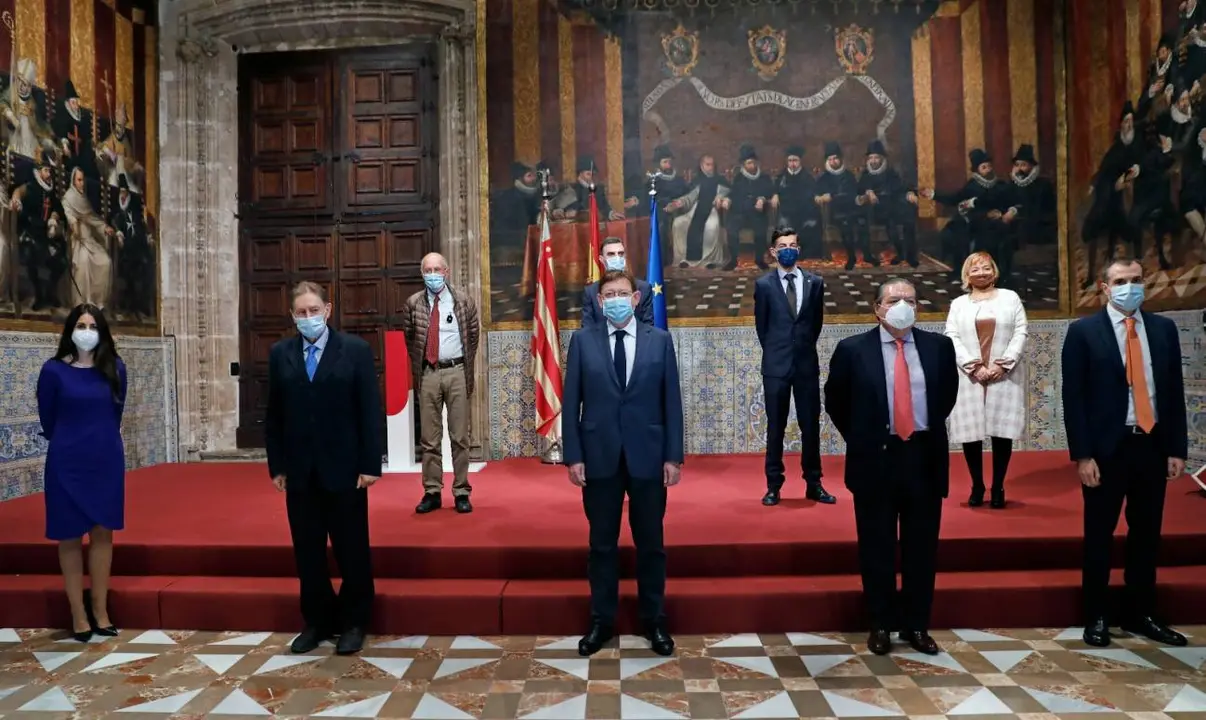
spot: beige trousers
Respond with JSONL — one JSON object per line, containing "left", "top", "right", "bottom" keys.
{"left": 419, "top": 365, "right": 471, "bottom": 496}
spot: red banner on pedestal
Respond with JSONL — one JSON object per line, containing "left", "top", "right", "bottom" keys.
{"left": 384, "top": 331, "right": 410, "bottom": 417}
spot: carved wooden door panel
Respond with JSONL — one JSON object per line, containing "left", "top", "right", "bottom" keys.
{"left": 337, "top": 50, "right": 436, "bottom": 213}
{"left": 238, "top": 54, "right": 333, "bottom": 217}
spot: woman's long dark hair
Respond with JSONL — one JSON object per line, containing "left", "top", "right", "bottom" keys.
{"left": 54, "top": 304, "right": 122, "bottom": 401}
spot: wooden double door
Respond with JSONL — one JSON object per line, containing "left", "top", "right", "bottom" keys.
{"left": 236, "top": 46, "right": 439, "bottom": 448}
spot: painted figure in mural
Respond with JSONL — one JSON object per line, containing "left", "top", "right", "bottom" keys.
{"left": 1129, "top": 112, "right": 1177, "bottom": 270}
{"left": 551, "top": 156, "right": 624, "bottom": 221}
{"left": 921, "top": 150, "right": 1018, "bottom": 286}
{"left": 1, "top": 58, "right": 56, "bottom": 189}
{"left": 53, "top": 81, "right": 99, "bottom": 194}
{"left": 95, "top": 103, "right": 144, "bottom": 208}
{"left": 63, "top": 166, "right": 116, "bottom": 308}
{"left": 857, "top": 140, "right": 921, "bottom": 268}
{"left": 488, "top": 161, "right": 542, "bottom": 264}
{"left": 667, "top": 154, "right": 730, "bottom": 268}
{"left": 10, "top": 161, "right": 67, "bottom": 311}
{"left": 110, "top": 175, "right": 155, "bottom": 319}
{"left": 1138, "top": 35, "right": 1177, "bottom": 119}
{"left": 723, "top": 144, "right": 775, "bottom": 270}
{"left": 1082, "top": 103, "right": 1143, "bottom": 286}
{"left": 775, "top": 145, "right": 825, "bottom": 260}
{"left": 649, "top": 144, "right": 687, "bottom": 267}
{"left": 1008, "top": 144, "right": 1057, "bottom": 251}
{"left": 816, "top": 141, "right": 875, "bottom": 271}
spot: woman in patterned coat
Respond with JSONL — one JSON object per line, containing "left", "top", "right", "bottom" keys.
{"left": 943, "top": 252, "right": 1029, "bottom": 509}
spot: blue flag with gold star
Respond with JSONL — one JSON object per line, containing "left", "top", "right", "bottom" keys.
{"left": 647, "top": 194, "right": 668, "bottom": 329}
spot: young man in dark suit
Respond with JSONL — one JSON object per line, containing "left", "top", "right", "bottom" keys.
{"left": 753, "top": 227, "right": 835, "bottom": 506}
{"left": 824, "top": 278, "right": 959, "bottom": 656}
{"left": 581, "top": 236, "right": 653, "bottom": 327}
{"left": 1061, "top": 258, "right": 1188, "bottom": 648}
{"left": 563, "top": 269, "right": 685, "bottom": 658}
{"left": 265, "top": 281, "right": 383, "bottom": 656}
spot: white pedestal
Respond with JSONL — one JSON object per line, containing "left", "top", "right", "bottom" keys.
{"left": 383, "top": 391, "right": 486, "bottom": 474}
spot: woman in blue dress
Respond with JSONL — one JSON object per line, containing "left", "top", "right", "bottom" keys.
{"left": 37, "top": 303, "right": 127, "bottom": 642}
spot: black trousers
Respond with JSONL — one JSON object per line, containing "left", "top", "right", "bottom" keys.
{"left": 582, "top": 457, "right": 668, "bottom": 626}
{"left": 852, "top": 434, "right": 944, "bottom": 631}
{"left": 1082, "top": 430, "right": 1168, "bottom": 621}
{"left": 286, "top": 478, "right": 375, "bottom": 631}
{"left": 763, "top": 371, "right": 822, "bottom": 489}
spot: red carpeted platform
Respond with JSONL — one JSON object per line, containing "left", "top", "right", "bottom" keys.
{"left": 1, "top": 452, "right": 1204, "bottom": 635}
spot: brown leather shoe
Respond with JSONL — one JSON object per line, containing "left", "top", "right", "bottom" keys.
{"left": 867, "top": 629, "right": 892, "bottom": 655}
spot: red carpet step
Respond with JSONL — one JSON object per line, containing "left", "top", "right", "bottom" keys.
{"left": 1, "top": 454, "right": 1204, "bottom": 634}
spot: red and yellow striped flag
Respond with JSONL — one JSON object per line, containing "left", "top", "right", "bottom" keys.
{"left": 586, "top": 188, "right": 604, "bottom": 284}
{"left": 531, "top": 203, "right": 563, "bottom": 439}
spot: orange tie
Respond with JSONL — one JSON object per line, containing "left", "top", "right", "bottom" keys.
{"left": 1124, "top": 317, "right": 1155, "bottom": 433}
{"left": 893, "top": 338, "right": 915, "bottom": 440}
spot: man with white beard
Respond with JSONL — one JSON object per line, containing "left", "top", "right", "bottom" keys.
{"left": 1082, "top": 102, "right": 1147, "bottom": 286}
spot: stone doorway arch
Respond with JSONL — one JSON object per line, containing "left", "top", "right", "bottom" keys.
{"left": 158, "top": 0, "right": 487, "bottom": 459}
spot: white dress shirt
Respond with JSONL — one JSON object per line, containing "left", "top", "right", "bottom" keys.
{"left": 778, "top": 267, "right": 804, "bottom": 315}
{"left": 1105, "top": 304, "right": 1158, "bottom": 425}
{"left": 428, "top": 289, "right": 465, "bottom": 362}
{"left": 608, "top": 321, "right": 637, "bottom": 384}
{"left": 879, "top": 326, "right": 929, "bottom": 433}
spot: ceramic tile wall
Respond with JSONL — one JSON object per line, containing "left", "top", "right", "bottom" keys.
{"left": 0, "top": 332, "right": 178, "bottom": 502}
{"left": 487, "top": 311, "right": 1206, "bottom": 467}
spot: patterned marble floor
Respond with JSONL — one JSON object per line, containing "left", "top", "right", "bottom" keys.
{"left": 0, "top": 627, "right": 1204, "bottom": 719}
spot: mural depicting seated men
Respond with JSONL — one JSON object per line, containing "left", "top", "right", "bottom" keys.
{"left": 922, "top": 149, "right": 1019, "bottom": 284}
{"left": 54, "top": 80, "right": 101, "bottom": 195}
{"left": 1, "top": 58, "right": 57, "bottom": 190}
{"left": 110, "top": 174, "right": 155, "bottom": 318}
{"left": 776, "top": 145, "right": 825, "bottom": 260}
{"left": 816, "top": 141, "right": 876, "bottom": 271}
{"left": 489, "top": 161, "right": 542, "bottom": 265}
{"left": 95, "top": 103, "right": 144, "bottom": 210}
{"left": 723, "top": 143, "right": 775, "bottom": 270}
{"left": 1008, "top": 144, "right": 1057, "bottom": 248}
{"left": 62, "top": 166, "right": 117, "bottom": 308}
{"left": 857, "top": 140, "right": 920, "bottom": 267}
{"left": 10, "top": 161, "right": 67, "bottom": 312}
{"left": 551, "top": 156, "right": 625, "bottom": 221}
{"left": 667, "top": 154, "right": 730, "bottom": 269}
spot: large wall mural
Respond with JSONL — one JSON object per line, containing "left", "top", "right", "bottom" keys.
{"left": 0, "top": 0, "right": 158, "bottom": 331}
{"left": 483, "top": 0, "right": 1202, "bottom": 328}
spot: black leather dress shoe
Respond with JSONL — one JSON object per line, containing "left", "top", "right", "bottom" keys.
{"left": 989, "top": 487, "right": 1006, "bottom": 509}
{"left": 336, "top": 627, "right": 366, "bottom": 655}
{"left": 415, "top": 494, "right": 442, "bottom": 514}
{"left": 968, "top": 485, "right": 986, "bottom": 507}
{"left": 454, "top": 496, "right": 473, "bottom": 514}
{"left": 867, "top": 630, "right": 892, "bottom": 655}
{"left": 1082, "top": 618, "right": 1111, "bottom": 647}
{"left": 578, "top": 624, "right": 613, "bottom": 656}
{"left": 291, "top": 627, "right": 332, "bottom": 654}
{"left": 761, "top": 490, "right": 781, "bottom": 506}
{"left": 1122, "top": 616, "right": 1188, "bottom": 646}
{"left": 646, "top": 627, "right": 675, "bottom": 656}
{"left": 806, "top": 482, "right": 836, "bottom": 505}
{"left": 900, "top": 630, "right": 939, "bottom": 655}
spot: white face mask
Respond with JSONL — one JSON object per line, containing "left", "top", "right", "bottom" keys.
{"left": 883, "top": 300, "right": 916, "bottom": 331}
{"left": 72, "top": 328, "right": 100, "bottom": 353}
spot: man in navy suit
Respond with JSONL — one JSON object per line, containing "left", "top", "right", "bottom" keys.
{"left": 754, "top": 227, "right": 836, "bottom": 506}
{"left": 1061, "top": 258, "right": 1188, "bottom": 648}
{"left": 563, "top": 269, "right": 685, "bottom": 658}
{"left": 824, "top": 278, "right": 958, "bottom": 656}
{"left": 266, "top": 281, "right": 383, "bottom": 656}
{"left": 581, "top": 236, "right": 653, "bottom": 327}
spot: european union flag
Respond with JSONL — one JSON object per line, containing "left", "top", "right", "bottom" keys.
{"left": 646, "top": 195, "right": 668, "bottom": 330}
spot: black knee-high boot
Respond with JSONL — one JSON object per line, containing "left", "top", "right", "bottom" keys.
{"left": 989, "top": 437, "right": 1013, "bottom": 508}
{"left": 963, "top": 441, "right": 985, "bottom": 506}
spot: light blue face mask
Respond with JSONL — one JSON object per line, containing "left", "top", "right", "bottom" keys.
{"left": 295, "top": 315, "right": 326, "bottom": 340}
{"left": 601, "top": 296, "right": 634, "bottom": 325}
{"left": 604, "top": 256, "right": 626, "bottom": 272}
{"left": 1109, "top": 282, "right": 1145, "bottom": 313}
{"left": 424, "top": 273, "right": 446, "bottom": 294}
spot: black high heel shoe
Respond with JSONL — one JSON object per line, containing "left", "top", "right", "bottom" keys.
{"left": 93, "top": 624, "right": 119, "bottom": 637}
{"left": 989, "top": 487, "right": 1006, "bottom": 509}
{"left": 71, "top": 628, "right": 93, "bottom": 643}
{"left": 968, "top": 485, "right": 986, "bottom": 507}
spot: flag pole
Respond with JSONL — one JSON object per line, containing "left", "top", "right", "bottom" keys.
{"left": 536, "top": 167, "right": 563, "bottom": 465}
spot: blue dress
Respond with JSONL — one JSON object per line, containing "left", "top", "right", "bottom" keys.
{"left": 37, "top": 358, "right": 128, "bottom": 541}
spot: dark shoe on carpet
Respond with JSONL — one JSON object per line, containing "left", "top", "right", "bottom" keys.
{"left": 291, "top": 627, "right": 332, "bottom": 654}
{"left": 1082, "top": 618, "right": 1111, "bottom": 647}
{"left": 336, "top": 627, "right": 366, "bottom": 655}
{"left": 454, "top": 496, "right": 473, "bottom": 514}
{"left": 578, "top": 624, "right": 613, "bottom": 657}
{"left": 93, "top": 625, "right": 119, "bottom": 637}
{"left": 900, "top": 630, "right": 939, "bottom": 655}
{"left": 806, "top": 482, "right": 836, "bottom": 505}
{"left": 990, "top": 487, "right": 1006, "bottom": 509}
{"left": 968, "top": 485, "right": 985, "bottom": 507}
{"left": 415, "top": 494, "right": 442, "bottom": 514}
{"left": 1122, "top": 616, "right": 1187, "bottom": 646}
{"left": 70, "top": 629, "right": 93, "bottom": 643}
{"left": 867, "top": 630, "right": 892, "bottom": 655}
{"left": 761, "top": 490, "right": 781, "bottom": 506}
{"left": 646, "top": 627, "right": 675, "bottom": 656}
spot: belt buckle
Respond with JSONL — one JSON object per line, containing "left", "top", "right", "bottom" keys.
{"left": 1128, "top": 425, "right": 1146, "bottom": 435}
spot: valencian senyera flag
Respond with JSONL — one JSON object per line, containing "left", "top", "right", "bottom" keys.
{"left": 531, "top": 202, "right": 563, "bottom": 439}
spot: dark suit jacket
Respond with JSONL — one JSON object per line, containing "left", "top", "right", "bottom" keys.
{"left": 824, "top": 327, "right": 959, "bottom": 497}
{"left": 563, "top": 321, "right": 685, "bottom": 480}
{"left": 582, "top": 278, "right": 654, "bottom": 328}
{"left": 754, "top": 269, "right": 825, "bottom": 378}
{"left": 265, "top": 330, "right": 383, "bottom": 491}
{"left": 1061, "top": 308, "right": 1187, "bottom": 463}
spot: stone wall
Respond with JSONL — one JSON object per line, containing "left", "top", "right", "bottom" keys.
{"left": 0, "top": 332, "right": 178, "bottom": 501}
